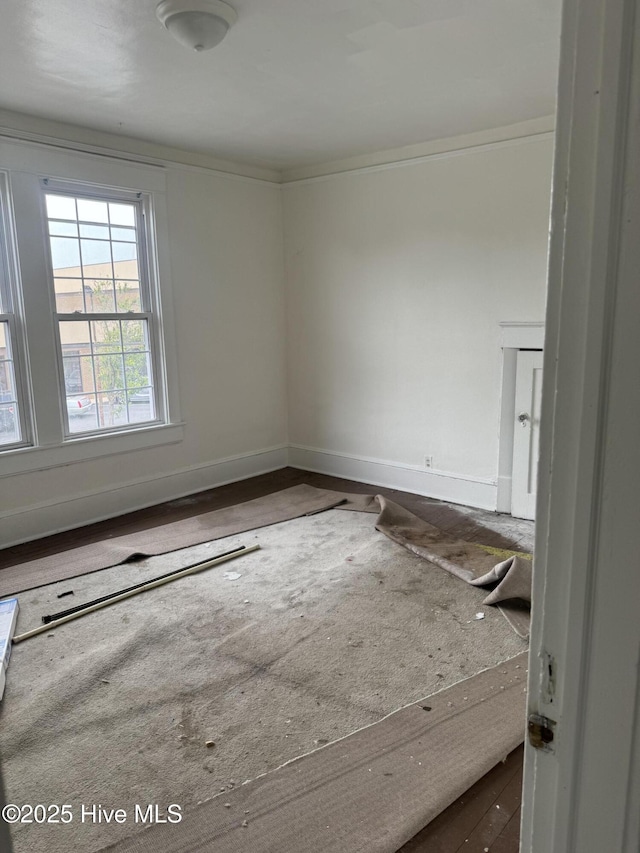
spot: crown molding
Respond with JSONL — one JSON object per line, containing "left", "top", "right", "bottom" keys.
{"left": 0, "top": 109, "right": 556, "bottom": 188}
{"left": 0, "top": 108, "right": 282, "bottom": 185}
{"left": 280, "top": 116, "right": 555, "bottom": 184}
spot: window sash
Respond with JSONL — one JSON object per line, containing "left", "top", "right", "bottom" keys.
{"left": 54, "top": 312, "right": 160, "bottom": 437}
{"left": 43, "top": 187, "right": 152, "bottom": 316}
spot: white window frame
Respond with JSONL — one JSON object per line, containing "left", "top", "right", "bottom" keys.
{"left": 0, "top": 139, "right": 183, "bottom": 478}
{"left": 42, "top": 179, "right": 166, "bottom": 439}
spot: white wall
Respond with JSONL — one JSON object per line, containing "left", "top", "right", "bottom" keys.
{"left": 1, "top": 122, "right": 553, "bottom": 544}
{"left": 163, "top": 168, "right": 287, "bottom": 456}
{"left": 283, "top": 135, "right": 553, "bottom": 507}
{"left": 1, "top": 144, "right": 288, "bottom": 544}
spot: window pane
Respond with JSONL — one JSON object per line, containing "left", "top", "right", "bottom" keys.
{"left": 79, "top": 224, "right": 110, "bottom": 239}
{"left": 94, "top": 354, "right": 124, "bottom": 391}
{"left": 85, "top": 281, "right": 116, "bottom": 313}
{"left": 115, "top": 282, "right": 141, "bottom": 313}
{"left": 54, "top": 278, "right": 85, "bottom": 312}
{"left": 67, "top": 394, "right": 98, "bottom": 433}
{"left": 81, "top": 238, "right": 112, "bottom": 269}
{"left": 91, "top": 319, "right": 122, "bottom": 352}
{"left": 112, "top": 241, "right": 137, "bottom": 263}
{"left": 77, "top": 199, "right": 109, "bottom": 224}
{"left": 97, "top": 390, "right": 127, "bottom": 429}
{"left": 121, "top": 320, "right": 146, "bottom": 351}
{"left": 63, "top": 356, "right": 81, "bottom": 393}
{"left": 114, "top": 258, "right": 140, "bottom": 282}
{"left": 109, "top": 203, "right": 136, "bottom": 226}
{"left": 127, "top": 388, "right": 155, "bottom": 423}
{"left": 59, "top": 320, "right": 91, "bottom": 348}
{"left": 0, "top": 403, "right": 19, "bottom": 445}
{"left": 111, "top": 226, "right": 136, "bottom": 242}
{"left": 63, "top": 355, "right": 95, "bottom": 394}
{"left": 46, "top": 194, "right": 77, "bottom": 221}
{"left": 49, "top": 221, "right": 78, "bottom": 237}
{"left": 124, "top": 351, "right": 151, "bottom": 389}
{"left": 0, "top": 361, "right": 15, "bottom": 399}
{"left": 50, "top": 237, "right": 80, "bottom": 271}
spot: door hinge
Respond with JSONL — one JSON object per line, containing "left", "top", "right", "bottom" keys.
{"left": 527, "top": 713, "right": 556, "bottom": 751}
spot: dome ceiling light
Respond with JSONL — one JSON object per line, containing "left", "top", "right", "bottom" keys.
{"left": 156, "top": 0, "right": 238, "bottom": 52}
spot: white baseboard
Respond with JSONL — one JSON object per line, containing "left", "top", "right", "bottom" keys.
{"left": 2, "top": 443, "right": 500, "bottom": 548}
{"left": 1, "top": 445, "right": 288, "bottom": 548}
{"left": 288, "top": 445, "right": 498, "bottom": 511}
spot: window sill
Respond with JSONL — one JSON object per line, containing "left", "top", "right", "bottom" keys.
{"left": 0, "top": 422, "right": 185, "bottom": 478}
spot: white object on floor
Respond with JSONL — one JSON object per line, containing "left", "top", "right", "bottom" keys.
{"left": 0, "top": 598, "right": 19, "bottom": 699}
{"left": 223, "top": 572, "right": 242, "bottom": 581}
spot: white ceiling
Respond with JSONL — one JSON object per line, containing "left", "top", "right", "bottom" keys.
{"left": 0, "top": 0, "right": 561, "bottom": 171}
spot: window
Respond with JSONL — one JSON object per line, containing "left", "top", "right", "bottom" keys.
{"left": 45, "top": 186, "right": 160, "bottom": 436}
{"left": 0, "top": 180, "right": 25, "bottom": 449}
{"left": 0, "top": 140, "right": 181, "bottom": 475}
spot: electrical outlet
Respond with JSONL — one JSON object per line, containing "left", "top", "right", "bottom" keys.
{"left": 424, "top": 455, "right": 433, "bottom": 469}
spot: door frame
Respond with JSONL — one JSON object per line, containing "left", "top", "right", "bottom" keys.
{"left": 521, "top": 0, "right": 640, "bottom": 849}
{"left": 496, "top": 322, "right": 544, "bottom": 514}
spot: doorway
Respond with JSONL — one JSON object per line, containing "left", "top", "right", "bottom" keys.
{"left": 511, "top": 350, "right": 543, "bottom": 520}
{"left": 497, "top": 322, "right": 545, "bottom": 520}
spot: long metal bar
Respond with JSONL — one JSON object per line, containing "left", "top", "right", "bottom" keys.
{"left": 13, "top": 543, "right": 259, "bottom": 645}
{"left": 41, "top": 544, "right": 248, "bottom": 625}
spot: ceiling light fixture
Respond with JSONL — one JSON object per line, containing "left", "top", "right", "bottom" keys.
{"left": 156, "top": 0, "right": 237, "bottom": 52}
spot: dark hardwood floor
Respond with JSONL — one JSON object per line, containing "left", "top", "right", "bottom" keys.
{"left": 0, "top": 467, "right": 531, "bottom": 568}
{"left": 398, "top": 746, "right": 524, "bottom": 853}
{"left": 1, "top": 467, "right": 525, "bottom": 851}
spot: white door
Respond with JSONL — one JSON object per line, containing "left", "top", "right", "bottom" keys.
{"left": 511, "top": 350, "right": 543, "bottom": 520}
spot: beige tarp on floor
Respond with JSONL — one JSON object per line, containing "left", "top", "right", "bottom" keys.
{"left": 0, "top": 485, "right": 532, "bottom": 636}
